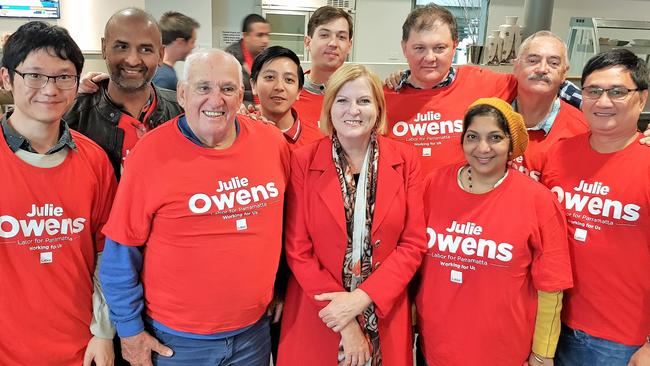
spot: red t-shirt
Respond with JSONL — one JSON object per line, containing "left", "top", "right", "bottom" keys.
{"left": 0, "top": 131, "right": 117, "bottom": 365}
{"left": 102, "top": 115, "right": 290, "bottom": 334}
{"left": 510, "top": 100, "right": 588, "bottom": 181}
{"left": 385, "top": 66, "right": 517, "bottom": 175}
{"left": 293, "top": 88, "right": 324, "bottom": 128}
{"left": 541, "top": 133, "right": 650, "bottom": 346}
{"left": 417, "top": 163, "right": 572, "bottom": 366}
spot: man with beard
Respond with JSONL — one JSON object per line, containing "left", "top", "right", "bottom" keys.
{"left": 65, "top": 8, "right": 183, "bottom": 178}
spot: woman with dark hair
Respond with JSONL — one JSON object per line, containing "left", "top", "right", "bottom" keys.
{"left": 278, "top": 64, "right": 426, "bottom": 366}
{"left": 417, "top": 97, "right": 573, "bottom": 366}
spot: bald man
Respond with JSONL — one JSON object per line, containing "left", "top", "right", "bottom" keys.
{"left": 65, "top": 7, "right": 182, "bottom": 179}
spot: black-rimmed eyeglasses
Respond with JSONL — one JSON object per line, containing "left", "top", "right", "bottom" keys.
{"left": 12, "top": 70, "right": 79, "bottom": 90}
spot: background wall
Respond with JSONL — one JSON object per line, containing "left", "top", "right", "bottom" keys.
{"left": 211, "top": 0, "right": 258, "bottom": 49}
{"left": 0, "top": 0, "right": 147, "bottom": 51}
{"left": 144, "top": 0, "right": 215, "bottom": 77}
{"left": 353, "top": 0, "right": 411, "bottom": 63}
{"left": 0, "top": 0, "right": 146, "bottom": 74}
{"left": 486, "top": 0, "right": 650, "bottom": 42}
{"left": 145, "top": 0, "right": 213, "bottom": 48}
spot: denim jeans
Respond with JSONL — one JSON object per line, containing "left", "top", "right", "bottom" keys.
{"left": 556, "top": 324, "right": 639, "bottom": 366}
{"left": 149, "top": 317, "right": 271, "bottom": 366}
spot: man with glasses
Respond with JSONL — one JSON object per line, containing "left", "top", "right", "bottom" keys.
{"left": 0, "top": 21, "right": 117, "bottom": 365}
{"left": 64, "top": 8, "right": 182, "bottom": 179}
{"left": 541, "top": 48, "right": 650, "bottom": 366}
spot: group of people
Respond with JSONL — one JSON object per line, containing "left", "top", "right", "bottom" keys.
{"left": 0, "top": 3, "right": 649, "bottom": 366}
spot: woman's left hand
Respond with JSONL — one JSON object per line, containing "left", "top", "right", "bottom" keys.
{"left": 315, "top": 289, "right": 373, "bottom": 332}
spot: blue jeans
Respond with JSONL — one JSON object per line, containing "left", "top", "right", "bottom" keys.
{"left": 556, "top": 324, "right": 639, "bottom": 366}
{"left": 149, "top": 317, "right": 271, "bottom": 366}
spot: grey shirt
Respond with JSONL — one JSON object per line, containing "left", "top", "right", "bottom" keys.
{"left": 1, "top": 112, "right": 77, "bottom": 154}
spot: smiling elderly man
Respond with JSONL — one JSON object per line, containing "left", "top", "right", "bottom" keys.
{"left": 99, "top": 49, "right": 290, "bottom": 366}
{"left": 508, "top": 31, "right": 589, "bottom": 181}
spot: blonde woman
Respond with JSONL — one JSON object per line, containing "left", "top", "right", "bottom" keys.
{"left": 278, "top": 64, "right": 426, "bottom": 366}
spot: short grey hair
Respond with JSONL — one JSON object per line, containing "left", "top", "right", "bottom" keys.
{"left": 517, "top": 30, "right": 569, "bottom": 68}
{"left": 180, "top": 48, "right": 243, "bottom": 86}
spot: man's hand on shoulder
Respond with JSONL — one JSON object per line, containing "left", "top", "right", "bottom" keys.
{"left": 383, "top": 69, "right": 405, "bottom": 91}
{"left": 237, "top": 103, "right": 274, "bottom": 124}
{"left": 78, "top": 72, "right": 109, "bottom": 94}
{"left": 640, "top": 125, "right": 650, "bottom": 147}
{"left": 120, "top": 331, "right": 173, "bottom": 366}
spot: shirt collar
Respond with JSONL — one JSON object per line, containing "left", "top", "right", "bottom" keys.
{"left": 281, "top": 109, "right": 302, "bottom": 144}
{"left": 104, "top": 83, "right": 156, "bottom": 122}
{"left": 177, "top": 114, "right": 240, "bottom": 147}
{"left": 395, "top": 67, "right": 456, "bottom": 91}
{"left": 512, "top": 97, "right": 561, "bottom": 135}
{"left": 303, "top": 71, "right": 326, "bottom": 95}
{"left": 1, "top": 111, "right": 77, "bottom": 154}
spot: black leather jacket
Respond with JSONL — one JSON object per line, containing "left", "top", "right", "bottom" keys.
{"left": 65, "top": 80, "right": 183, "bottom": 178}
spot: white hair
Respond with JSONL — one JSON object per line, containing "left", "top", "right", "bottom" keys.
{"left": 180, "top": 48, "right": 243, "bottom": 86}
{"left": 517, "top": 30, "right": 569, "bottom": 68}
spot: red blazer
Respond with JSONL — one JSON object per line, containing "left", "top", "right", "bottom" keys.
{"left": 277, "top": 136, "right": 427, "bottom": 366}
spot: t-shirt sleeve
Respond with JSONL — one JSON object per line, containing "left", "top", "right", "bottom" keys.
{"left": 539, "top": 141, "right": 565, "bottom": 186}
{"left": 91, "top": 147, "right": 118, "bottom": 253}
{"left": 464, "top": 66, "right": 518, "bottom": 102}
{"left": 491, "top": 72, "right": 518, "bottom": 102}
{"left": 279, "top": 135, "right": 291, "bottom": 182}
{"left": 530, "top": 190, "right": 574, "bottom": 292}
{"left": 102, "top": 151, "right": 156, "bottom": 246}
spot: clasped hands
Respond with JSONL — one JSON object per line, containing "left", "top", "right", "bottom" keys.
{"left": 315, "top": 288, "right": 373, "bottom": 332}
{"left": 315, "top": 289, "right": 374, "bottom": 366}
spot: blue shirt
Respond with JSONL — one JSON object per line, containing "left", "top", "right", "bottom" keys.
{"left": 512, "top": 97, "right": 561, "bottom": 135}
{"left": 99, "top": 115, "right": 251, "bottom": 340}
{"left": 152, "top": 63, "right": 178, "bottom": 91}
